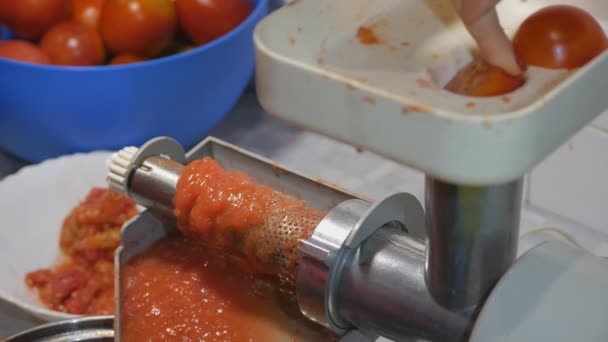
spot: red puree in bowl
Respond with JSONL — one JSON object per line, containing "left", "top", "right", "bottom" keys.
{"left": 120, "top": 234, "right": 335, "bottom": 341}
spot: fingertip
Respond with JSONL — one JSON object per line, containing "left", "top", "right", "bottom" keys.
{"left": 468, "top": 10, "right": 525, "bottom": 76}
{"left": 515, "top": 50, "right": 528, "bottom": 73}
{"left": 458, "top": 0, "right": 502, "bottom": 25}
{"left": 481, "top": 48, "right": 524, "bottom": 76}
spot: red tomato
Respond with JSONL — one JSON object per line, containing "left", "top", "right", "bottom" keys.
{"left": 175, "top": 0, "right": 254, "bottom": 45}
{"left": 513, "top": 5, "right": 608, "bottom": 69}
{"left": 99, "top": 0, "right": 177, "bottom": 57}
{"left": 445, "top": 58, "right": 525, "bottom": 97}
{"left": 72, "top": 0, "right": 105, "bottom": 29}
{"left": 0, "top": 0, "right": 71, "bottom": 40}
{"left": 40, "top": 21, "right": 105, "bottom": 66}
{"left": 0, "top": 40, "right": 52, "bottom": 64}
{"left": 110, "top": 54, "right": 147, "bottom": 65}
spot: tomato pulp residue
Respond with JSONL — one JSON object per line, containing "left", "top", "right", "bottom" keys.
{"left": 121, "top": 234, "right": 336, "bottom": 341}
{"left": 173, "top": 157, "right": 325, "bottom": 285}
{"left": 25, "top": 188, "right": 138, "bottom": 315}
{"left": 445, "top": 58, "right": 525, "bottom": 97}
{"left": 356, "top": 26, "right": 380, "bottom": 45}
{"left": 174, "top": 157, "right": 272, "bottom": 239}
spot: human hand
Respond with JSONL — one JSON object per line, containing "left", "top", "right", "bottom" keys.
{"left": 452, "top": 0, "right": 525, "bottom": 75}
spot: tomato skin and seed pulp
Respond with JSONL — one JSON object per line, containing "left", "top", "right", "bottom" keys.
{"left": 174, "top": 157, "right": 326, "bottom": 285}
{"left": 25, "top": 188, "right": 138, "bottom": 315}
{"left": 121, "top": 157, "right": 336, "bottom": 341}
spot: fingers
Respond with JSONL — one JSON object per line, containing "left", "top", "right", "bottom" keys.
{"left": 456, "top": 0, "right": 500, "bottom": 24}
{"left": 454, "top": 0, "right": 525, "bottom": 76}
{"left": 468, "top": 8, "right": 524, "bottom": 75}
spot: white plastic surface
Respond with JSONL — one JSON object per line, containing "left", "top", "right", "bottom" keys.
{"left": 0, "top": 151, "right": 121, "bottom": 322}
{"left": 254, "top": 0, "right": 608, "bottom": 185}
{"left": 470, "top": 240, "right": 608, "bottom": 342}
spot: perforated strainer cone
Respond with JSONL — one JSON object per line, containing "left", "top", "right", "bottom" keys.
{"left": 242, "top": 194, "right": 326, "bottom": 286}
{"left": 173, "top": 157, "right": 326, "bottom": 288}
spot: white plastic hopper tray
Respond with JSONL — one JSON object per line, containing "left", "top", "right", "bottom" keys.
{"left": 254, "top": 0, "right": 608, "bottom": 185}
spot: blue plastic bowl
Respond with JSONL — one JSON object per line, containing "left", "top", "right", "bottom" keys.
{"left": 0, "top": 0, "right": 268, "bottom": 162}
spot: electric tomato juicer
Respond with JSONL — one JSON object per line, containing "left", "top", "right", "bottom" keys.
{"left": 107, "top": 1, "right": 608, "bottom": 341}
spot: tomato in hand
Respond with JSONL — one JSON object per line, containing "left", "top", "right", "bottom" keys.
{"left": 0, "top": 40, "right": 51, "bottom": 64}
{"left": 175, "top": 0, "right": 254, "bottom": 45}
{"left": 72, "top": 0, "right": 105, "bottom": 29}
{"left": 0, "top": 0, "right": 71, "bottom": 40}
{"left": 445, "top": 58, "right": 525, "bottom": 97}
{"left": 110, "top": 54, "right": 147, "bottom": 65}
{"left": 40, "top": 21, "right": 105, "bottom": 66}
{"left": 100, "top": 0, "right": 177, "bottom": 57}
{"left": 513, "top": 5, "right": 608, "bottom": 69}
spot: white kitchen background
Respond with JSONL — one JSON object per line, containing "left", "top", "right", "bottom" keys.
{"left": 529, "top": 114, "right": 608, "bottom": 233}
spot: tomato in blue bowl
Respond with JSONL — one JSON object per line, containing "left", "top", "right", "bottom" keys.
{"left": 0, "top": 0, "right": 268, "bottom": 162}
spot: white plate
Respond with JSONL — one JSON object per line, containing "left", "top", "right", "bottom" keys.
{"left": 0, "top": 151, "right": 115, "bottom": 322}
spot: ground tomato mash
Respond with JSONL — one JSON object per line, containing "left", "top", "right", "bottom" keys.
{"left": 25, "top": 187, "right": 138, "bottom": 315}
{"left": 120, "top": 234, "right": 336, "bottom": 341}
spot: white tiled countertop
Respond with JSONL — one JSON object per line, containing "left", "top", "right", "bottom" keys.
{"left": 1, "top": 88, "right": 607, "bottom": 338}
